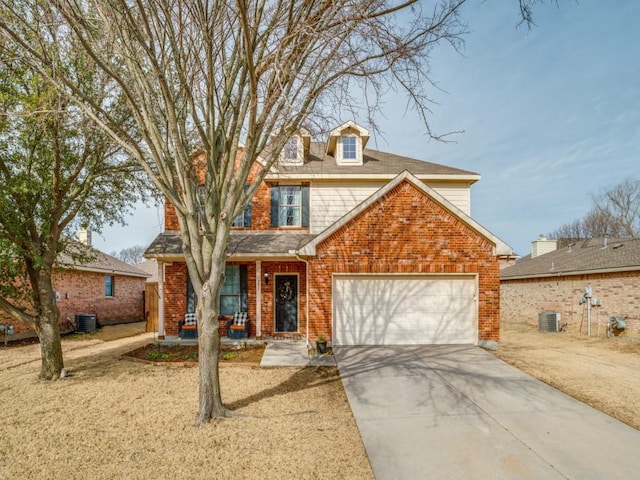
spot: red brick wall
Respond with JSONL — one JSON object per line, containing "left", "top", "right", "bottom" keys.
{"left": 163, "top": 262, "right": 189, "bottom": 337}
{"left": 164, "top": 200, "right": 180, "bottom": 231}
{"left": 163, "top": 150, "right": 278, "bottom": 232}
{"left": 307, "top": 181, "right": 500, "bottom": 342}
{"left": 501, "top": 271, "right": 640, "bottom": 338}
{"left": 0, "top": 269, "right": 145, "bottom": 338}
{"left": 161, "top": 157, "right": 303, "bottom": 232}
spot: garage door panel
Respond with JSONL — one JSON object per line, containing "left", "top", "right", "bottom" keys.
{"left": 334, "top": 275, "right": 476, "bottom": 346}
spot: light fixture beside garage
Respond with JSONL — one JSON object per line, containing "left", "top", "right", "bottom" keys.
{"left": 264, "top": 271, "right": 269, "bottom": 284}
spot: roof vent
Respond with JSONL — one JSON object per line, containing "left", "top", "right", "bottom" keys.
{"left": 612, "top": 243, "right": 624, "bottom": 249}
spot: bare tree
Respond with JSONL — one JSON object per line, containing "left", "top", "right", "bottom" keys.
{"left": 111, "top": 245, "right": 147, "bottom": 265}
{"left": 549, "top": 178, "right": 640, "bottom": 245}
{"left": 593, "top": 179, "right": 640, "bottom": 238}
{"left": 0, "top": 0, "right": 540, "bottom": 425}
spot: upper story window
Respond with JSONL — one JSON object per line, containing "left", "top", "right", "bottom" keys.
{"left": 232, "top": 186, "right": 252, "bottom": 228}
{"left": 283, "top": 138, "right": 299, "bottom": 160}
{"left": 278, "top": 133, "right": 308, "bottom": 166}
{"left": 198, "top": 185, "right": 252, "bottom": 228}
{"left": 342, "top": 136, "right": 357, "bottom": 161}
{"left": 326, "top": 121, "right": 370, "bottom": 166}
{"left": 270, "top": 184, "right": 309, "bottom": 227}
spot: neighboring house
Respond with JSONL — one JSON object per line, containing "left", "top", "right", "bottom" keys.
{"left": 501, "top": 235, "right": 640, "bottom": 338}
{"left": 145, "top": 121, "right": 512, "bottom": 346}
{"left": 1, "top": 239, "right": 149, "bottom": 341}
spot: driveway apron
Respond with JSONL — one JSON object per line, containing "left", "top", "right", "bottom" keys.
{"left": 335, "top": 345, "right": 640, "bottom": 480}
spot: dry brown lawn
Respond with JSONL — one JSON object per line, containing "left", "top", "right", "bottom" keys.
{"left": 4, "top": 321, "right": 639, "bottom": 479}
{"left": 494, "top": 321, "right": 640, "bottom": 430}
{"left": 0, "top": 324, "right": 373, "bottom": 480}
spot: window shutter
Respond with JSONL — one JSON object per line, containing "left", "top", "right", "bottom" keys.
{"left": 186, "top": 275, "right": 195, "bottom": 313}
{"left": 244, "top": 200, "right": 252, "bottom": 227}
{"left": 301, "top": 185, "right": 309, "bottom": 227}
{"left": 240, "top": 265, "right": 248, "bottom": 312}
{"left": 270, "top": 185, "right": 279, "bottom": 227}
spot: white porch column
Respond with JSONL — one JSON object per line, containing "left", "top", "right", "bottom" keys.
{"left": 157, "top": 261, "right": 165, "bottom": 339}
{"left": 256, "top": 260, "right": 262, "bottom": 338}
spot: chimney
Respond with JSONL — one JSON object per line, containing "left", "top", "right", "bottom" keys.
{"left": 531, "top": 234, "right": 557, "bottom": 258}
{"left": 78, "top": 228, "right": 92, "bottom": 246}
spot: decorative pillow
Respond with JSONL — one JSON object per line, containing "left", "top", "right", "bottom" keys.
{"left": 184, "top": 313, "right": 197, "bottom": 326}
{"left": 233, "top": 311, "right": 248, "bottom": 326}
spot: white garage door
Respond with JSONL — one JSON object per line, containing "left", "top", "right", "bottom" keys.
{"left": 333, "top": 275, "right": 477, "bottom": 345}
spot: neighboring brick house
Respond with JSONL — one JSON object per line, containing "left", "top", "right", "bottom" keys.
{"left": 145, "top": 121, "right": 512, "bottom": 346}
{"left": 1, "top": 243, "right": 149, "bottom": 341}
{"left": 501, "top": 235, "right": 640, "bottom": 338}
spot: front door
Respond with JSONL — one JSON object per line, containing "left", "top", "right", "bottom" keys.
{"left": 275, "top": 274, "right": 298, "bottom": 333}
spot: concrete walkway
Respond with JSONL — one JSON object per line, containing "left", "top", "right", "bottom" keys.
{"left": 335, "top": 345, "right": 640, "bottom": 480}
{"left": 260, "top": 341, "right": 336, "bottom": 367}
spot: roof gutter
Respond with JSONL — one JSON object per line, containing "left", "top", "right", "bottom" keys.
{"left": 502, "top": 264, "right": 640, "bottom": 281}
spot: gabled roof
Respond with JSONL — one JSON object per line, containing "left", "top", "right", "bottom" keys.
{"left": 58, "top": 243, "right": 149, "bottom": 278}
{"left": 268, "top": 142, "right": 479, "bottom": 180}
{"left": 297, "top": 170, "right": 512, "bottom": 256}
{"left": 500, "top": 238, "right": 640, "bottom": 280}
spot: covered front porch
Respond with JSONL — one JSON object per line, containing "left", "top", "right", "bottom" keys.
{"left": 146, "top": 230, "right": 316, "bottom": 344}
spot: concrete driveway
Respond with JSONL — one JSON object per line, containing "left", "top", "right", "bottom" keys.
{"left": 335, "top": 345, "right": 640, "bottom": 480}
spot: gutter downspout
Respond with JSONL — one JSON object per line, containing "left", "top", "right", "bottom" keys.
{"left": 256, "top": 260, "right": 262, "bottom": 338}
{"left": 295, "top": 252, "right": 310, "bottom": 347}
{"left": 157, "top": 261, "right": 165, "bottom": 339}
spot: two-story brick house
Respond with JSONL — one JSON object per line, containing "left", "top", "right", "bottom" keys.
{"left": 145, "top": 121, "right": 512, "bottom": 346}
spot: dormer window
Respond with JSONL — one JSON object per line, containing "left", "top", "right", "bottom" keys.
{"left": 326, "top": 121, "right": 370, "bottom": 166}
{"left": 283, "top": 138, "right": 299, "bottom": 161}
{"left": 342, "top": 136, "right": 357, "bottom": 161}
{"left": 277, "top": 129, "right": 310, "bottom": 166}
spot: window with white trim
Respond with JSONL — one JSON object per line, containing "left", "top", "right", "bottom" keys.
{"left": 232, "top": 186, "right": 252, "bottom": 227}
{"left": 186, "top": 265, "right": 248, "bottom": 315}
{"left": 283, "top": 138, "right": 298, "bottom": 160}
{"left": 342, "top": 136, "right": 357, "bottom": 160}
{"left": 105, "top": 275, "right": 114, "bottom": 297}
{"left": 270, "top": 184, "right": 309, "bottom": 227}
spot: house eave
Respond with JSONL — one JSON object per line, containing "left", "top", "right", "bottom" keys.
{"left": 299, "top": 170, "right": 511, "bottom": 257}
{"left": 264, "top": 173, "right": 480, "bottom": 183}
{"left": 501, "top": 265, "right": 640, "bottom": 281}
{"left": 58, "top": 264, "right": 150, "bottom": 278}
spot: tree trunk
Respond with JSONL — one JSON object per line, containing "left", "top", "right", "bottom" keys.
{"left": 33, "top": 296, "right": 64, "bottom": 380}
{"left": 31, "top": 271, "right": 64, "bottom": 380}
{"left": 194, "top": 292, "right": 226, "bottom": 427}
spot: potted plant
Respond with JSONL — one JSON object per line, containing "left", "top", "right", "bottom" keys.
{"left": 316, "top": 334, "right": 328, "bottom": 354}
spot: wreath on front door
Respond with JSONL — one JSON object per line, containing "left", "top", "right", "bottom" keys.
{"left": 278, "top": 280, "right": 294, "bottom": 302}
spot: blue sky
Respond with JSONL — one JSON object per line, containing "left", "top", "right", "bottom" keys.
{"left": 94, "top": 0, "right": 640, "bottom": 258}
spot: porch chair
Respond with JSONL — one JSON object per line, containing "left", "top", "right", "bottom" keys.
{"left": 178, "top": 313, "right": 198, "bottom": 339}
{"left": 227, "top": 311, "right": 250, "bottom": 339}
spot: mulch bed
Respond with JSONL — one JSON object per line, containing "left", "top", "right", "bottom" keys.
{"left": 123, "top": 342, "right": 266, "bottom": 366}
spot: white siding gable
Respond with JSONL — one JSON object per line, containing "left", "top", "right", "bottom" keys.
{"left": 428, "top": 183, "right": 471, "bottom": 216}
{"left": 309, "top": 180, "right": 471, "bottom": 234}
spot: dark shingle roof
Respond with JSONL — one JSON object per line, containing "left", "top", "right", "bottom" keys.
{"left": 271, "top": 142, "right": 478, "bottom": 177}
{"left": 58, "top": 243, "right": 149, "bottom": 278}
{"left": 145, "top": 231, "right": 317, "bottom": 258}
{"left": 501, "top": 238, "right": 640, "bottom": 280}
